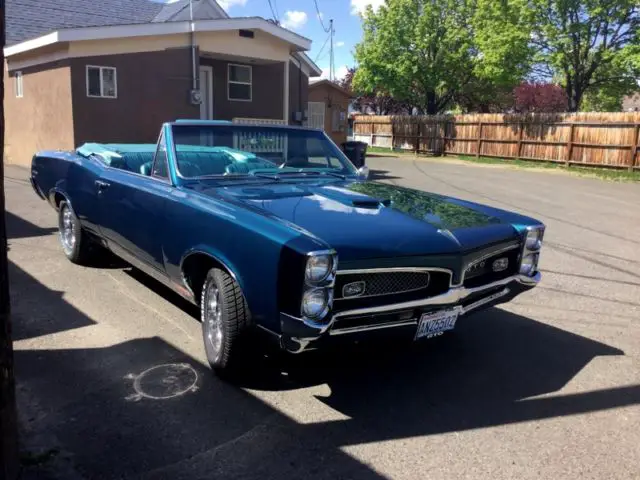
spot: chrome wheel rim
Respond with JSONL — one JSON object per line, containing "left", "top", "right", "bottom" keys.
{"left": 205, "top": 284, "right": 223, "bottom": 361}
{"left": 60, "top": 207, "right": 76, "bottom": 255}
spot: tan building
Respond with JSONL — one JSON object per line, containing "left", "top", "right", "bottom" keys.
{"left": 3, "top": 0, "right": 322, "bottom": 166}
{"left": 307, "top": 79, "right": 352, "bottom": 147}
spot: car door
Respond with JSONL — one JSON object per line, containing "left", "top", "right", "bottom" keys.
{"left": 97, "top": 135, "right": 172, "bottom": 274}
{"left": 64, "top": 155, "right": 105, "bottom": 235}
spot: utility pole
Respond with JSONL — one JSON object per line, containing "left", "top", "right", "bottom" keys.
{"left": 0, "top": 0, "right": 19, "bottom": 478}
{"left": 329, "top": 19, "right": 334, "bottom": 82}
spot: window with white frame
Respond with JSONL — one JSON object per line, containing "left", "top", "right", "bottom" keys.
{"left": 15, "top": 71, "right": 23, "bottom": 98}
{"left": 86, "top": 66, "right": 117, "bottom": 98}
{"left": 228, "top": 64, "right": 252, "bottom": 101}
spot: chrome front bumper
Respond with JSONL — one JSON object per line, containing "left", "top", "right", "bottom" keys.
{"left": 279, "top": 272, "right": 541, "bottom": 353}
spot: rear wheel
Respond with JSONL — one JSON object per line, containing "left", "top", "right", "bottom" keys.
{"left": 201, "top": 268, "right": 251, "bottom": 377}
{"left": 58, "top": 201, "right": 95, "bottom": 265}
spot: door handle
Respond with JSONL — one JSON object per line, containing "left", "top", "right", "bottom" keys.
{"left": 95, "top": 180, "right": 111, "bottom": 190}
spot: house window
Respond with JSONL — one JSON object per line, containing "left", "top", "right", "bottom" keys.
{"left": 86, "top": 66, "right": 117, "bottom": 98}
{"left": 228, "top": 64, "right": 252, "bottom": 101}
{"left": 15, "top": 71, "right": 23, "bottom": 98}
{"left": 332, "top": 107, "right": 347, "bottom": 132}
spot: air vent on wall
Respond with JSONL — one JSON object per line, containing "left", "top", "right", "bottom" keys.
{"left": 239, "top": 29, "right": 255, "bottom": 39}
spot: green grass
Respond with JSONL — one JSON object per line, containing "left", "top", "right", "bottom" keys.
{"left": 366, "top": 146, "right": 640, "bottom": 182}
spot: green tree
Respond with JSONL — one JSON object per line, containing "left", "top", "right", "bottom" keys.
{"left": 530, "top": 0, "right": 640, "bottom": 112}
{"left": 353, "top": 0, "right": 532, "bottom": 114}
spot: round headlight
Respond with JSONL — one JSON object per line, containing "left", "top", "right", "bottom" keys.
{"left": 520, "top": 253, "right": 538, "bottom": 276}
{"left": 302, "top": 288, "right": 330, "bottom": 319}
{"left": 305, "top": 254, "right": 333, "bottom": 284}
{"left": 526, "top": 229, "right": 542, "bottom": 250}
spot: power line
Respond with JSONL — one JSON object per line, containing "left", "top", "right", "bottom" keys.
{"left": 313, "top": 0, "right": 331, "bottom": 33}
{"left": 273, "top": 0, "right": 280, "bottom": 21}
{"left": 329, "top": 19, "right": 335, "bottom": 81}
{"left": 314, "top": 31, "right": 331, "bottom": 62}
{"left": 267, "top": 0, "right": 279, "bottom": 22}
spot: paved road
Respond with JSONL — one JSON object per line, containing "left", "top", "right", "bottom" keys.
{"left": 6, "top": 158, "right": 640, "bottom": 480}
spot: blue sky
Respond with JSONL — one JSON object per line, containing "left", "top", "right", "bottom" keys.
{"left": 215, "top": 0, "right": 384, "bottom": 79}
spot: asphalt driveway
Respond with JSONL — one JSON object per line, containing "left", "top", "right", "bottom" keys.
{"left": 5, "top": 158, "right": 640, "bottom": 480}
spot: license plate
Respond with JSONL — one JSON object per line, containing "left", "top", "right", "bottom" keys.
{"left": 415, "top": 309, "right": 459, "bottom": 340}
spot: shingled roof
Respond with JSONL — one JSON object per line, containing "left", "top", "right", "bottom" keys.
{"left": 6, "top": 0, "right": 227, "bottom": 46}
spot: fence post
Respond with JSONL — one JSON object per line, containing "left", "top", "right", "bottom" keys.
{"left": 370, "top": 122, "right": 374, "bottom": 148}
{"left": 516, "top": 122, "right": 524, "bottom": 160}
{"left": 415, "top": 122, "right": 421, "bottom": 155}
{"left": 476, "top": 122, "right": 483, "bottom": 158}
{"left": 390, "top": 120, "right": 395, "bottom": 152}
{"left": 630, "top": 124, "right": 640, "bottom": 172}
{"left": 566, "top": 123, "right": 575, "bottom": 167}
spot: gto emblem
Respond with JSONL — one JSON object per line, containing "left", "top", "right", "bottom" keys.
{"left": 492, "top": 257, "right": 509, "bottom": 272}
{"left": 466, "top": 261, "right": 485, "bottom": 273}
{"left": 343, "top": 281, "right": 366, "bottom": 298}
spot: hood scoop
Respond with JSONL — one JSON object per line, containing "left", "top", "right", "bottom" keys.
{"left": 352, "top": 198, "right": 391, "bottom": 209}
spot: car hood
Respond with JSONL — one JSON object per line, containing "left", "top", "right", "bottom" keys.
{"left": 196, "top": 180, "right": 528, "bottom": 260}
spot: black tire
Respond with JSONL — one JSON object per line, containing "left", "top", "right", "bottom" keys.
{"left": 58, "top": 201, "right": 94, "bottom": 265}
{"left": 200, "top": 268, "right": 251, "bottom": 377}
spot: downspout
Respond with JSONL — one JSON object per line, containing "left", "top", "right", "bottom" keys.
{"left": 298, "top": 59, "right": 303, "bottom": 125}
{"left": 190, "top": 0, "right": 197, "bottom": 92}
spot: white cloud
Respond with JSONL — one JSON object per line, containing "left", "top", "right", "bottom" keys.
{"left": 280, "top": 11, "right": 309, "bottom": 30}
{"left": 350, "top": 0, "right": 385, "bottom": 16}
{"left": 217, "top": 0, "right": 247, "bottom": 10}
{"left": 335, "top": 41, "right": 345, "bottom": 48}
{"left": 319, "top": 65, "right": 351, "bottom": 81}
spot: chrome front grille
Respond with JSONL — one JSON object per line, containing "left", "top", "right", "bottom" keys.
{"left": 333, "top": 268, "right": 452, "bottom": 312}
{"left": 335, "top": 271, "right": 431, "bottom": 299}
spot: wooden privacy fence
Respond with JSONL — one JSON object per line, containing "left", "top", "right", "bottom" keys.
{"left": 353, "top": 113, "right": 640, "bottom": 170}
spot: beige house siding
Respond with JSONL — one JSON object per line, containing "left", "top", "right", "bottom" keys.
{"left": 3, "top": 60, "right": 75, "bottom": 166}
{"left": 67, "top": 30, "right": 290, "bottom": 63}
{"left": 308, "top": 82, "right": 350, "bottom": 146}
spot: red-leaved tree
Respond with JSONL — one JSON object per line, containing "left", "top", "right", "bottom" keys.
{"left": 338, "top": 67, "right": 411, "bottom": 115}
{"left": 514, "top": 82, "right": 568, "bottom": 113}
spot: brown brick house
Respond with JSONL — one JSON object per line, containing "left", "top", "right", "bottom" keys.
{"left": 308, "top": 79, "right": 352, "bottom": 146}
{"left": 3, "top": 0, "right": 322, "bottom": 166}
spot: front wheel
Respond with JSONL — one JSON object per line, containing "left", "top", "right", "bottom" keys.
{"left": 201, "top": 268, "right": 251, "bottom": 377}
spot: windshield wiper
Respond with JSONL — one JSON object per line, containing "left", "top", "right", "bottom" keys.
{"left": 278, "top": 170, "right": 347, "bottom": 180}
{"left": 250, "top": 172, "right": 281, "bottom": 181}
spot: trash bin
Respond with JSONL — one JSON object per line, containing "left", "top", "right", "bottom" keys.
{"left": 342, "top": 141, "right": 368, "bottom": 168}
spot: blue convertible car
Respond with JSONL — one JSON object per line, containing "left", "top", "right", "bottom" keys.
{"left": 30, "top": 120, "right": 544, "bottom": 376}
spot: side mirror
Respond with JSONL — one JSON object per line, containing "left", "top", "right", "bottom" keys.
{"left": 357, "top": 166, "right": 370, "bottom": 180}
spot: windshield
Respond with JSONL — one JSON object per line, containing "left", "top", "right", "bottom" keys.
{"left": 170, "top": 124, "right": 358, "bottom": 179}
